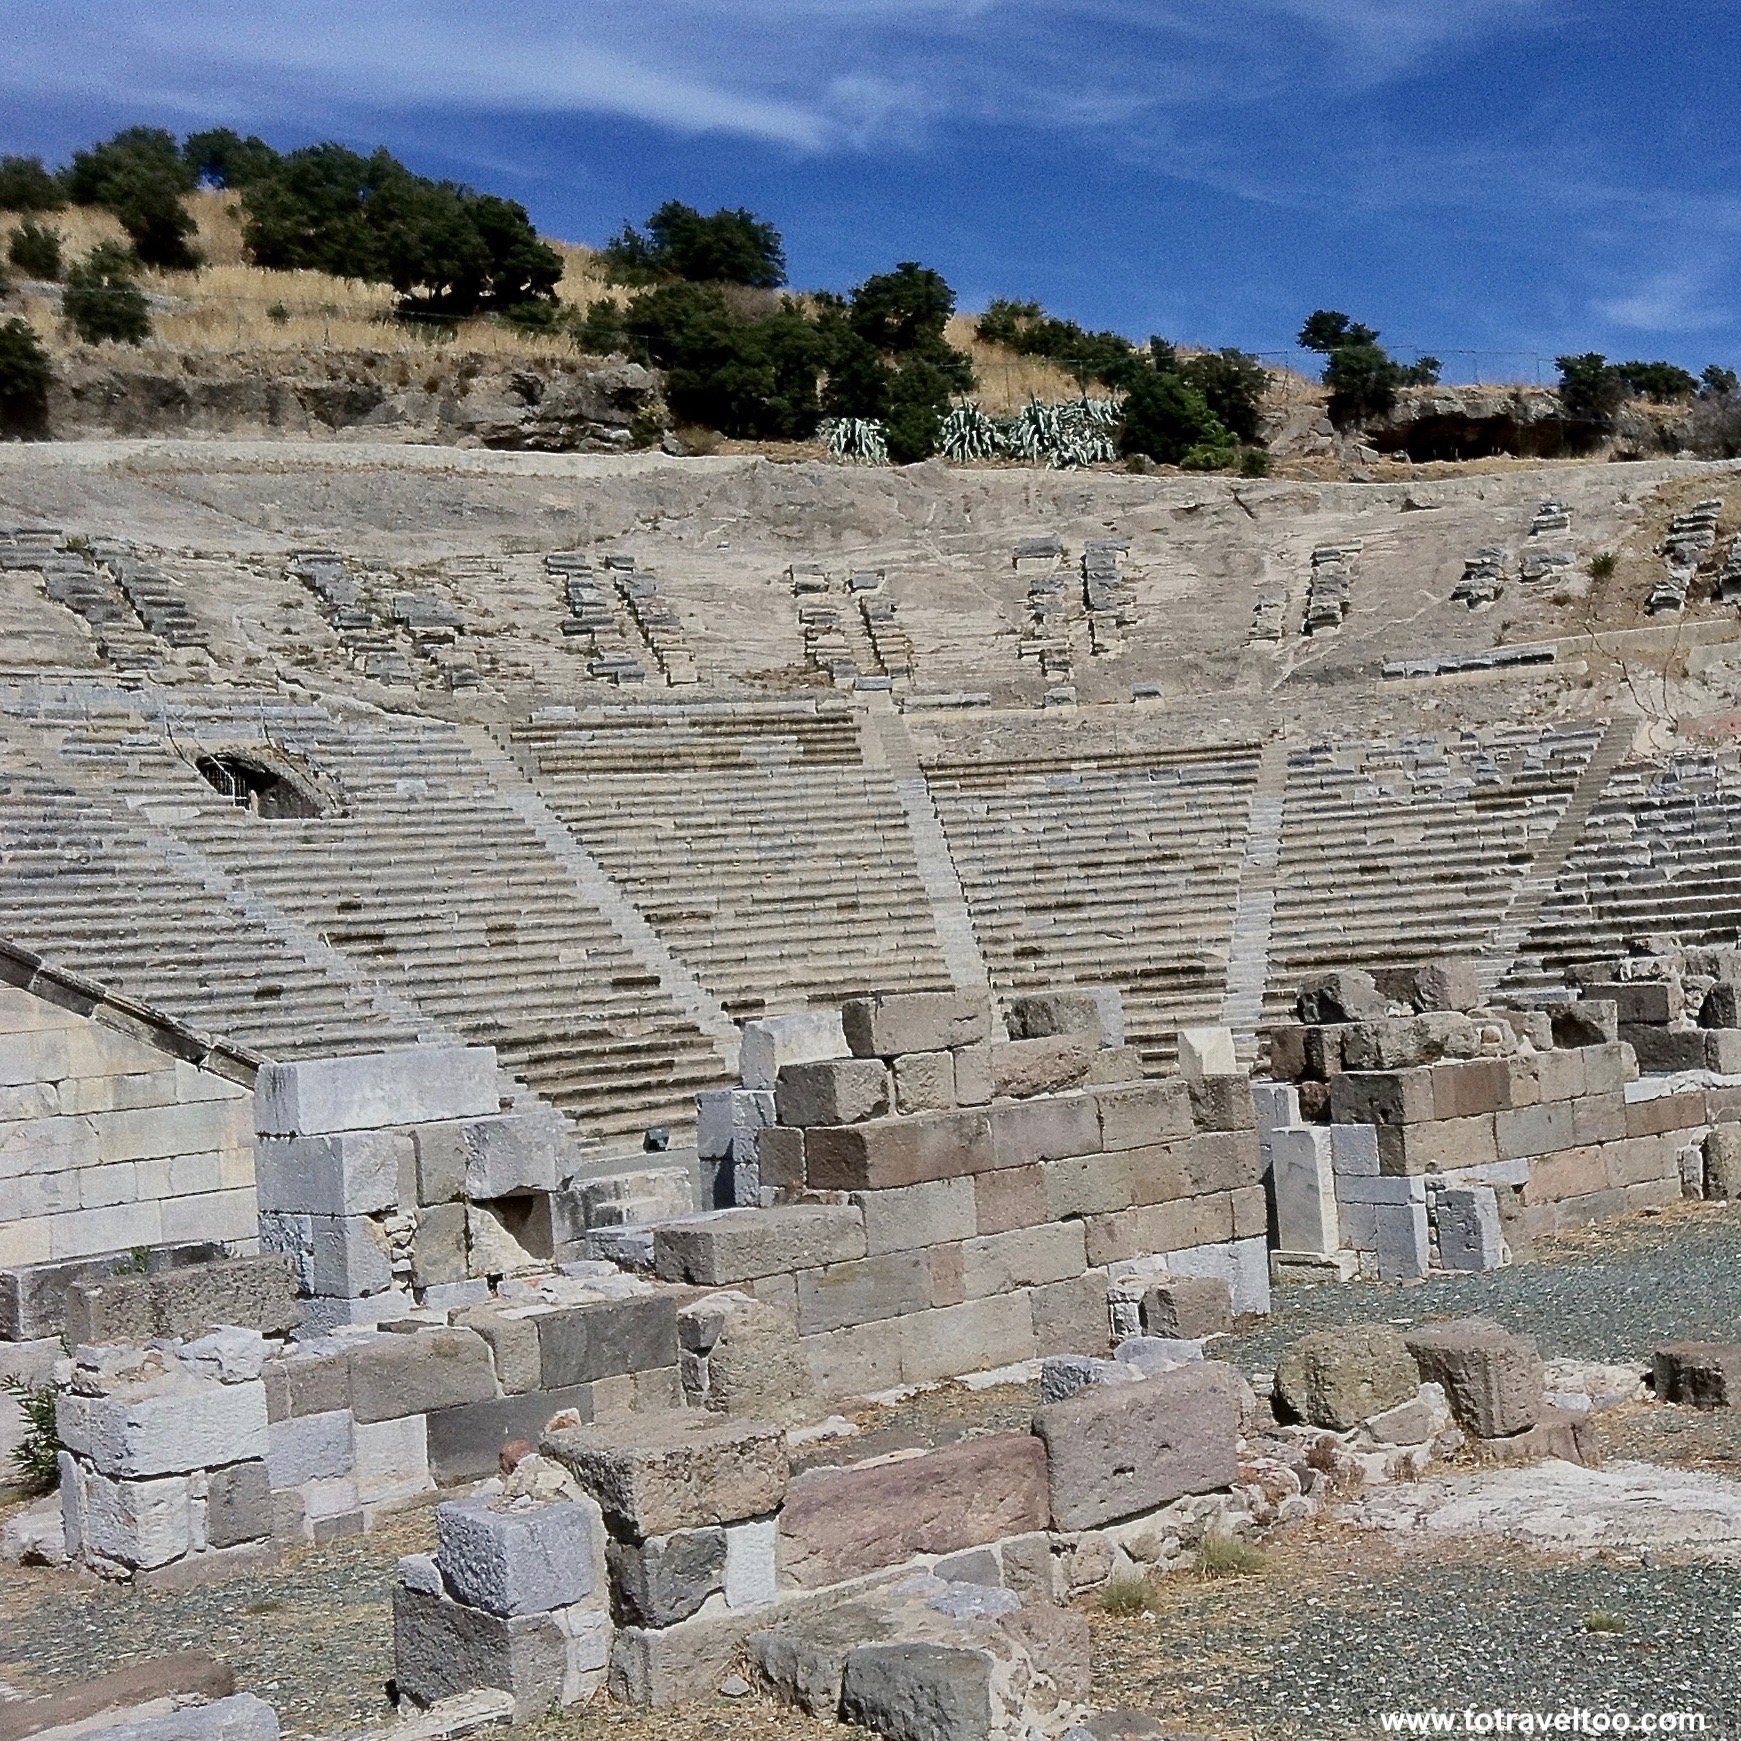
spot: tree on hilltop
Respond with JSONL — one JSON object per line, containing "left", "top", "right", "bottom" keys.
{"left": 603, "top": 202, "right": 787, "bottom": 288}
{"left": 183, "top": 129, "right": 282, "bottom": 190}
{"left": 0, "top": 318, "right": 52, "bottom": 436}
{"left": 0, "top": 156, "right": 66, "bottom": 214}
{"left": 64, "top": 127, "right": 202, "bottom": 271}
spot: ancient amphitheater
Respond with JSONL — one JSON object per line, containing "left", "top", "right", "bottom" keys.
{"left": 6, "top": 439, "right": 1741, "bottom": 1741}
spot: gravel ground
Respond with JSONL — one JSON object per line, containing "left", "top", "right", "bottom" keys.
{"left": 1227, "top": 1199, "right": 1741, "bottom": 1374}
{"left": 1092, "top": 1526, "right": 1741, "bottom": 1739}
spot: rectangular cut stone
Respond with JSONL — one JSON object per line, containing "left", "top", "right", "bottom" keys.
{"left": 899, "top": 1294, "right": 1035, "bottom": 1383}
{"left": 65, "top": 1378, "right": 268, "bottom": 1478}
{"left": 426, "top": 1385, "right": 597, "bottom": 1485}
{"left": 254, "top": 1131, "right": 403, "bottom": 1216}
{"left": 1330, "top": 1124, "right": 1380, "bottom": 1176}
{"left": 1374, "top": 1199, "right": 1430, "bottom": 1280}
{"left": 805, "top": 1111, "right": 994, "bottom": 1191}
{"left": 974, "top": 1164, "right": 1047, "bottom": 1233}
{"left": 696, "top": 1088, "right": 775, "bottom": 1162}
{"left": 393, "top": 1583, "right": 573, "bottom": 1722}
{"left": 255, "top": 1047, "right": 499, "bottom": 1136}
{"left": 1587, "top": 981, "right": 1681, "bottom": 1024}
{"left": 542, "top": 1414, "right": 788, "bottom": 1540}
{"left": 841, "top": 993, "right": 989, "bottom": 1059}
{"left": 1095, "top": 1082, "right": 1195, "bottom": 1150}
{"left": 1083, "top": 1195, "right": 1237, "bottom": 1267}
{"left": 892, "top": 1051, "right": 956, "bottom": 1115}
{"left": 654, "top": 1204, "right": 866, "bottom": 1285}
{"left": 1626, "top": 1091, "right": 1707, "bottom": 1140}
{"left": 850, "top": 1177, "right": 976, "bottom": 1255}
{"left": 413, "top": 1115, "right": 559, "bottom": 1201}
{"left": 1177, "top": 1028, "right": 1238, "bottom": 1081}
{"left": 740, "top": 1012, "right": 849, "bottom": 1091}
{"left": 1437, "top": 1187, "right": 1503, "bottom": 1271}
{"left": 1430, "top": 1060, "right": 1513, "bottom": 1120}
{"left": 775, "top": 1059, "right": 890, "bottom": 1127}
{"left": 260, "top": 1211, "right": 393, "bottom": 1299}
{"left": 436, "top": 1496, "right": 600, "bottom": 1616}
{"left": 776, "top": 1434, "right": 1049, "bottom": 1589}
{"left": 1043, "top": 1152, "right": 1135, "bottom": 1220}
{"left": 1033, "top": 1362, "right": 1241, "bottom": 1530}
{"left": 1329, "top": 1069, "right": 1435, "bottom": 1126}
{"left": 1030, "top": 1269, "right": 1114, "bottom": 1357}
{"left": 1378, "top": 1114, "right": 1498, "bottom": 1176}
{"left": 960, "top": 1223, "right": 1086, "bottom": 1298}
{"left": 989, "top": 1096, "right": 1101, "bottom": 1169}
{"left": 347, "top": 1328, "right": 497, "bottom": 1424}
{"left": 795, "top": 1251, "right": 930, "bottom": 1333}
{"left": 1270, "top": 1126, "right": 1337, "bottom": 1256}
{"left": 1496, "top": 1101, "right": 1577, "bottom": 1161}
{"left": 989, "top": 1037, "right": 1092, "bottom": 1099}
{"left": 1186, "top": 1076, "right": 1255, "bottom": 1133}
{"left": 537, "top": 1294, "right": 678, "bottom": 1387}
{"left": 267, "top": 1407, "right": 354, "bottom": 1488}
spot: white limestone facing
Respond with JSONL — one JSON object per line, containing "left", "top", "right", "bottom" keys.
{"left": 738, "top": 1012, "right": 849, "bottom": 1092}
{"left": 254, "top": 1047, "right": 500, "bottom": 1137}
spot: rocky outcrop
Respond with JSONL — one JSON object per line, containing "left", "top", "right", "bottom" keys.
{"left": 1359, "top": 386, "right": 1574, "bottom": 461}
{"left": 41, "top": 348, "right": 662, "bottom": 451}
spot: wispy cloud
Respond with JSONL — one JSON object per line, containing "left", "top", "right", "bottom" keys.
{"left": 1598, "top": 268, "right": 1731, "bottom": 335}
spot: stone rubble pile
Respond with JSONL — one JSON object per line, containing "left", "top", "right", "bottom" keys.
{"left": 1451, "top": 546, "right": 1507, "bottom": 609}
{"left": 1304, "top": 543, "right": 1357, "bottom": 633}
{"left": 1529, "top": 498, "right": 1572, "bottom": 537}
{"left": 1081, "top": 540, "right": 1133, "bottom": 658}
{"left": 1648, "top": 498, "right": 1723, "bottom": 614}
{"left": 1014, "top": 537, "right": 1075, "bottom": 704}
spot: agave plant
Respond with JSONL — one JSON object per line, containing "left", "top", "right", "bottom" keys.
{"left": 998, "top": 396, "right": 1120, "bottom": 468}
{"left": 818, "top": 417, "right": 889, "bottom": 463}
{"left": 940, "top": 401, "right": 1003, "bottom": 462}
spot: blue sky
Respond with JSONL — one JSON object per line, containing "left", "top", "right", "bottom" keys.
{"left": 5, "top": 1, "right": 1740, "bottom": 379}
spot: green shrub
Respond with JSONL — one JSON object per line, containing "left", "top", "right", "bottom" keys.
{"left": 974, "top": 297, "right": 1145, "bottom": 390}
{"left": 1298, "top": 309, "right": 1378, "bottom": 353}
{"left": 602, "top": 201, "right": 786, "bottom": 288}
{"left": 1180, "top": 348, "right": 1268, "bottom": 442}
{"left": 1556, "top": 353, "right": 1629, "bottom": 431}
{"left": 65, "top": 127, "right": 202, "bottom": 271}
{"left": 0, "top": 1374, "right": 60, "bottom": 1493}
{"left": 63, "top": 243, "right": 151, "bottom": 345}
{"left": 1196, "top": 1535, "right": 1271, "bottom": 1579}
{"left": 1617, "top": 360, "right": 1699, "bottom": 404}
{"left": 8, "top": 220, "right": 63, "bottom": 280}
{"left": 1118, "top": 371, "right": 1228, "bottom": 464}
{"left": 1590, "top": 550, "right": 1618, "bottom": 580}
{"left": 1239, "top": 445, "right": 1273, "bottom": 477}
{"left": 0, "top": 318, "right": 53, "bottom": 436}
{"left": 1584, "top": 1610, "right": 1626, "bottom": 1634}
{"left": 0, "top": 155, "right": 67, "bottom": 214}
{"left": 1701, "top": 364, "right": 1739, "bottom": 400}
{"left": 1099, "top": 1574, "right": 1161, "bottom": 1616}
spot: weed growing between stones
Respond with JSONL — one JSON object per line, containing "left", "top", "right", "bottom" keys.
{"left": 1100, "top": 1575, "right": 1163, "bottom": 1616}
{"left": 1197, "top": 1537, "right": 1271, "bottom": 1579}
{"left": 1, "top": 1374, "right": 61, "bottom": 1495}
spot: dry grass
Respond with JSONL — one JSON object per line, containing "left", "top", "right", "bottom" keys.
{"left": 946, "top": 316, "right": 1086, "bottom": 413}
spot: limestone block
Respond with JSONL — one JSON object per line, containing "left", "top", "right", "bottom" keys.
{"left": 898, "top": 1294, "right": 1035, "bottom": 1384}
{"left": 1375, "top": 1198, "right": 1430, "bottom": 1280}
{"left": 775, "top": 1059, "right": 890, "bottom": 1127}
{"left": 1553, "top": 1001, "right": 1619, "bottom": 1048}
{"left": 739, "top": 1012, "right": 849, "bottom": 1091}
{"left": 412, "top": 1115, "right": 558, "bottom": 1202}
{"left": 1495, "top": 1101, "right": 1577, "bottom": 1162}
{"left": 1437, "top": 1187, "right": 1503, "bottom": 1271}
{"left": 988, "top": 1037, "right": 1092, "bottom": 1099}
{"left": 255, "top": 1047, "right": 499, "bottom": 1137}
{"left": 267, "top": 1408, "right": 353, "bottom": 1489}
{"left": 1404, "top": 1318, "right": 1544, "bottom": 1436}
{"left": 1329, "top": 1124, "right": 1380, "bottom": 1177}
{"left": 64, "top": 1378, "right": 268, "bottom": 1478}
{"left": 537, "top": 1293, "right": 677, "bottom": 1388}
{"left": 1377, "top": 1114, "right": 1498, "bottom": 1176}
{"left": 1623, "top": 1026, "right": 1709, "bottom": 1073}
{"left": 1042, "top": 1152, "right": 1134, "bottom": 1220}
{"left": 952, "top": 1044, "right": 993, "bottom": 1107}
{"left": 1705, "top": 1126, "right": 1741, "bottom": 1201}
{"left": 1176, "top": 1027, "right": 1238, "bottom": 1082}
{"left": 680, "top": 1295, "right": 819, "bottom": 1426}
{"left": 63, "top": 1256, "right": 300, "bottom": 1348}
{"left": 796, "top": 1250, "right": 930, "bottom": 1333}
{"left": 973, "top": 1164, "right": 1047, "bottom": 1234}
{"left": 1266, "top": 1025, "right": 1310, "bottom": 1083}
{"left": 802, "top": 1320, "right": 903, "bottom": 1399}
{"left": 80, "top": 1469, "right": 192, "bottom": 1569}
{"left": 1582, "top": 1042, "right": 1637, "bottom": 1095}
{"left": 1329, "top": 1069, "right": 1434, "bottom": 1127}
{"left": 1005, "top": 989, "right": 1121, "bottom": 1046}
{"left": 1625, "top": 1089, "right": 1707, "bottom": 1140}
{"left": 724, "top": 1516, "right": 778, "bottom": 1610}
{"left": 892, "top": 1051, "right": 957, "bottom": 1115}
{"left": 1270, "top": 1126, "right": 1337, "bottom": 1256}
{"left": 988, "top": 1096, "right": 1102, "bottom": 1168}
{"left": 959, "top": 1223, "right": 1086, "bottom": 1300}
{"left": 259, "top": 1211, "right": 393, "bottom": 1299}
{"left": 393, "top": 1582, "right": 574, "bottom": 1721}
{"left": 1273, "top": 1325, "right": 1418, "bottom": 1430}
{"left": 1405, "top": 957, "right": 1482, "bottom": 1014}
{"left": 1297, "top": 971, "right": 1387, "bottom": 1024}
{"left": 777, "top": 1433, "right": 1049, "bottom": 1589}
{"left": 654, "top": 1203, "right": 866, "bottom": 1285}
{"left": 347, "top": 1328, "right": 497, "bottom": 1424}
{"left": 1092, "top": 1081, "right": 1194, "bottom": 1151}
{"left": 1140, "top": 1275, "right": 1233, "bottom": 1339}
{"left": 842, "top": 992, "right": 990, "bottom": 1059}
{"left": 1029, "top": 1269, "right": 1114, "bottom": 1358}
{"left": 838, "top": 1643, "right": 999, "bottom": 1741}
{"left": 411, "top": 1204, "right": 467, "bottom": 1288}
{"left": 607, "top": 1526, "right": 725, "bottom": 1625}
{"left": 1653, "top": 1342, "right": 1741, "bottom": 1408}
{"left": 851, "top": 1177, "right": 976, "bottom": 1255}
{"left": 806, "top": 1110, "right": 995, "bottom": 1191}
{"left": 1033, "top": 1362, "right": 1242, "bottom": 1530}
{"left": 543, "top": 1413, "right": 788, "bottom": 1540}
{"left": 608, "top": 1609, "right": 759, "bottom": 1709}
{"left": 353, "top": 1413, "right": 432, "bottom": 1505}
{"left": 437, "top": 1496, "right": 601, "bottom": 1616}
{"left": 1585, "top": 980, "right": 1682, "bottom": 1025}
{"left": 253, "top": 1131, "right": 403, "bottom": 1217}
{"left": 263, "top": 1345, "right": 351, "bottom": 1420}
{"left": 1430, "top": 1059, "right": 1513, "bottom": 1120}
{"left": 206, "top": 1459, "right": 272, "bottom": 1548}
{"left": 1186, "top": 1076, "right": 1255, "bottom": 1133}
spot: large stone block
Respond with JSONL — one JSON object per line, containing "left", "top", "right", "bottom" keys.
{"left": 899, "top": 1294, "right": 1035, "bottom": 1384}
{"left": 62, "top": 1378, "right": 268, "bottom": 1478}
{"left": 681, "top": 1295, "right": 820, "bottom": 1427}
{"left": 607, "top": 1527, "right": 726, "bottom": 1626}
{"left": 1437, "top": 1187, "right": 1504, "bottom": 1271}
{"left": 1297, "top": 970, "right": 1387, "bottom": 1024}
{"left": 960, "top": 1223, "right": 1086, "bottom": 1299}
{"left": 654, "top": 1204, "right": 866, "bottom": 1285}
{"left": 436, "top": 1496, "right": 600, "bottom": 1616}
{"left": 1653, "top": 1342, "right": 1741, "bottom": 1408}
{"left": 851, "top": 1177, "right": 976, "bottom": 1255}
{"left": 1094, "top": 1081, "right": 1196, "bottom": 1150}
{"left": 260, "top": 1212, "right": 394, "bottom": 1300}
{"left": 1705, "top": 1127, "right": 1741, "bottom": 1201}
{"left": 425, "top": 1385, "right": 596, "bottom": 1485}
{"left": 739, "top": 1012, "right": 849, "bottom": 1092}
{"left": 1177, "top": 1027, "right": 1238, "bottom": 1082}
{"left": 538, "top": 1292, "right": 676, "bottom": 1390}
{"left": 1140, "top": 1274, "right": 1233, "bottom": 1339}
{"left": 775, "top": 1058, "right": 891, "bottom": 1127}
{"left": 839, "top": 1642, "right": 994, "bottom": 1741}
{"left": 973, "top": 1164, "right": 1047, "bottom": 1234}
{"left": 1042, "top": 1152, "right": 1135, "bottom": 1220}
{"left": 806, "top": 1111, "right": 994, "bottom": 1191}
{"left": 1032, "top": 1361, "right": 1241, "bottom": 1530}
{"left": 777, "top": 1434, "right": 1049, "bottom": 1588}
{"left": 893, "top": 1051, "right": 957, "bottom": 1115}
{"left": 206, "top": 1458, "right": 272, "bottom": 1548}
{"left": 696, "top": 1088, "right": 775, "bottom": 1161}
{"left": 1029, "top": 1269, "right": 1114, "bottom": 1358}
{"left": 64, "top": 1256, "right": 300, "bottom": 1347}
{"left": 413, "top": 1115, "right": 558, "bottom": 1202}
{"left": 843, "top": 993, "right": 989, "bottom": 1059}
{"left": 1005, "top": 990, "right": 1119, "bottom": 1046}
{"left": 1430, "top": 1059, "right": 1513, "bottom": 1120}
{"left": 1329, "top": 1069, "right": 1434, "bottom": 1127}
{"left": 1404, "top": 1318, "right": 1544, "bottom": 1437}
{"left": 347, "top": 1328, "right": 497, "bottom": 1424}
{"left": 542, "top": 1413, "right": 787, "bottom": 1540}
{"left": 255, "top": 1047, "right": 499, "bottom": 1137}
{"left": 988, "top": 1037, "right": 1092, "bottom": 1099}
{"left": 1186, "top": 1075, "right": 1256, "bottom": 1133}
{"left": 253, "top": 1130, "right": 403, "bottom": 1217}
{"left": 393, "top": 1582, "right": 592, "bottom": 1721}
{"left": 1495, "top": 1100, "right": 1576, "bottom": 1161}
{"left": 1273, "top": 1324, "right": 1417, "bottom": 1430}
{"left": 1585, "top": 980, "right": 1682, "bottom": 1025}
{"left": 988, "top": 1096, "right": 1101, "bottom": 1169}
{"left": 1270, "top": 1125, "right": 1336, "bottom": 1256}
{"left": 796, "top": 1250, "right": 930, "bottom": 1334}
{"left": 608, "top": 1610, "right": 758, "bottom": 1709}
{"left": 1554, "top": 1001, "right": 1619, "bottom": 1048}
